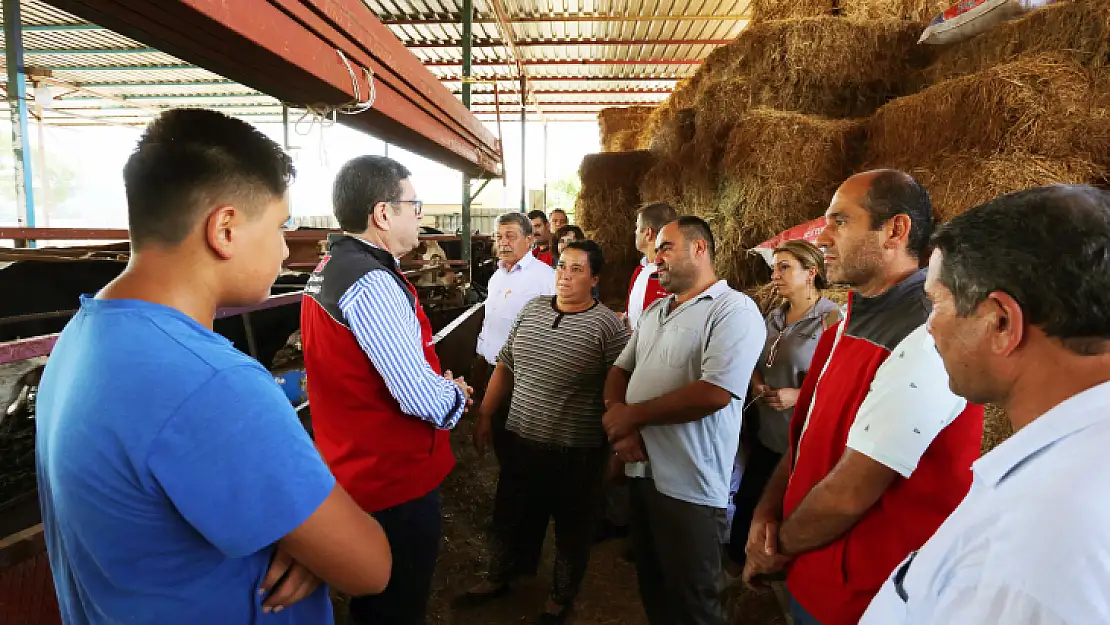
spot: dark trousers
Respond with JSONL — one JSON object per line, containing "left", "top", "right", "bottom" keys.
{"left": 630, "top": 478, "right": 728, "bottom": 625}
{"left": 487, "top": 431, "right": 607, "bottom": 606}
{"left": 726, "top": 441, "right": 784, "bottom": 568}
{"left": 349, "top": 489, "right": 442, "bottom": 625}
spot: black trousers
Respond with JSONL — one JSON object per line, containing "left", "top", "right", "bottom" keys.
{"left": 726, "top": 441, "right": 784, "bottom": 569}
{"left": 630, "top": 478, "right": 729, "bottom": 625}
{"left": 487, "top": 431, "right": 607, "bottom": 606}
{"left": 349, "top": 488, "right": 442, "bottom": 625}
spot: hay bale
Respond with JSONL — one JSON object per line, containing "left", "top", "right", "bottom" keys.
{"left": 904, "top": 152, "right": 1105, "bottom": 221}
{"left": 709, "top": 110, "right": 866, "bottom": 289}
{"left": 841, "top": 0, "right": 950, "bottom": 20}
{"left": 687, "top": 18, "right": 931, "bottom": 136}
{"left": 867, "top": 55, "right": 1110, "bottom": 171}
{"left": 751, "top": 0, "right": 836, "bottom": 20}
{"left": 922, "top": 0, "right": 1110, "bottom": 86}
{"left": 576, "top": 150, "right": 658, "bottom": 309}
{"left": 598, "top": 106, "right": 656, "bottom": 152}
{"left": 983, "top": 404, "right": 1013, "bottom": 455}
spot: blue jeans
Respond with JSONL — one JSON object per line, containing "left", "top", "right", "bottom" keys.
{"left": 790, "top": 593, "right": 822, "bottom": 625}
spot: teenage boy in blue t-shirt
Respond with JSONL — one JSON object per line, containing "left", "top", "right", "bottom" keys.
{"left": 34, "top": 108, "right": 392, "bottom": 624}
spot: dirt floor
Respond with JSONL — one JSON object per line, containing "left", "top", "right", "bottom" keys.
{"left": 336, "top": 420, "right": 788, "bottom": 625}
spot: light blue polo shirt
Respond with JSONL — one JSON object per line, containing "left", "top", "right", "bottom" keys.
{"left": 614, "top": 280, "right": 765, "bottom": 508}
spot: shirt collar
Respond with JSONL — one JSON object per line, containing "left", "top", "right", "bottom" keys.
{"left": 849, "top": 269, "right": 927, "bottom": 314}
{"left": 500, "top": 250, "right": 536, "bottom": 273}
{"left": 772, "top": 296, "right": 838, "bottom": 326}
{"left": 973, "top": 380, "right": 1110, "bottom": 487}
{"left": 347, "top": 234, "right": 401, "bottom": 267}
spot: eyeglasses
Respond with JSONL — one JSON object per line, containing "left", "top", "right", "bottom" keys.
{"left": 766, "top": 329, "right": 786, "bottom": 368}
{"left": 390, "top": 199, "right": 424, "bottom": 217}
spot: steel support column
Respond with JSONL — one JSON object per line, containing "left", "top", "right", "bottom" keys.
{"left": 4, "top": 0, "right": 37, "bottom": 244}
{"left": 520, "top": 75, "right": 526, "bottom": 213}
{"left": 461, "top": 0, "right": 473, "bottom": 266}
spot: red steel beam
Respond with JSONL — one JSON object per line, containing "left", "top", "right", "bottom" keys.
{"left": 407, "top": 38, "right": 733, "bottom": 48}
{"left": 383, "top": 14, "right": 749, "bottom": 24}
{"left": 460, "top": 88, "right": 672, "bottom": 95}
{"left": 441, "top": 75, "right": 684, "bottom": 82}
{"left": 42, "top": 0, "right": 502, "bottom": 176}
{"left": 423, "top": 58, "right": 703, "bottom": 67}
{"left": 0, "top": 334, "right": 60, "bottom": 366}
{"left": 0, "top": 228, "right": 129, "bottom": 240}
{"left": 0, "top": 293, "right": 305, "bottom": 365}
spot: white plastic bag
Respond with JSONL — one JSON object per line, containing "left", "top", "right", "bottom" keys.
{"left": 919, "top": 0, "right": 1054, "bottom": 46}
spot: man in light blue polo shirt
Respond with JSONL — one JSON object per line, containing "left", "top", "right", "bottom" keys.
{"left": 603, "top": 216, "right": 765, "bottom": 625}
{"left": 862, "top": 185, "right": 1110, "bottom": 625}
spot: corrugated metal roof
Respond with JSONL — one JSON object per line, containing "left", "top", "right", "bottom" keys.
{"left": 1, "top": 0, "right": 749, "bottom": 127}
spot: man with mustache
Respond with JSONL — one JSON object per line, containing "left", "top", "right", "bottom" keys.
{"left": 473, "top": 212, "right": 556, "bottom": 462}
{"left": 743, "top": 170, "right": 983, "bottom": 625}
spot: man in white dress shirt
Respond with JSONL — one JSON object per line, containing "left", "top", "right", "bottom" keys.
{"left": 861, "top": 184, "right": 1110, "bottom": 625}
{"left": 473, "top": 212, "right": 556, "bottom": 461}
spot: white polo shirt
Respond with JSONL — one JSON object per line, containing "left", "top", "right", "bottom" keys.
{"left": 861, "top": 380, "right": 1110, "bottom": 625}
{"left": 476, "top": 251, "right": 555, "bottom": 365}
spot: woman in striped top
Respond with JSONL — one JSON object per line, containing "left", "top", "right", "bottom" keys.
{"left": 461, "top": 240, "right": 631, "bottom": 624}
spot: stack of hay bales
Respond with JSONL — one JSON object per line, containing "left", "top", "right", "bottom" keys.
{"left": 575, "top": 150, "right": 657, "bottom": 309}
{"left": 597, "top": 106, "right": 655, "bottom": 152}
{"left": 638, "top": 12, "right": 929, "bottom": 286}
{"left": 862, "top": 1, "right": 1110, "bottom": 221}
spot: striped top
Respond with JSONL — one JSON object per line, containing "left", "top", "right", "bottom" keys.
{"left": 499, "top": 296, "right": 631, "bottom": 448}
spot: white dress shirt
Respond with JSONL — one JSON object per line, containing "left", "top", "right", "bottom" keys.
{"left": 860, "top": 380, "right": 1110, "bottom": 625}
{"left": 627, "top": 256, "right": 657, "bottom": 329}
{"left": 476, "top": 251, "right": 555, "bottom": 365}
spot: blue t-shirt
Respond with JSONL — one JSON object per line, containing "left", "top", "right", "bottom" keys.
{"left": 35, "top": 297, "right": 336, "bottom": 624}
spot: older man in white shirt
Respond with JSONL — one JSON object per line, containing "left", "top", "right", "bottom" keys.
{"left": 861, "top": 184, "right": 1110, "bottom": 625}
{"left": 473, "top": 211, "right": 555, "bottom": 460}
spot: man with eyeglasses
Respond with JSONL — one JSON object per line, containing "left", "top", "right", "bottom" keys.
{"left": 301, "top": 155, "right": 474, "bottom": 625}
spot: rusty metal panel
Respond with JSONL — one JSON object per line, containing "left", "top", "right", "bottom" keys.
{"left": 0, "top": 550, "right": 61, "bottom": 625}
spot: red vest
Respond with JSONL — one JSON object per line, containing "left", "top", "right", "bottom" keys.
{"left": 626, "top": 262, "right": 668, "bottom": 316}
{"left": 783, "top": 274, "right": 983, "bottom": 625}
{"left": 300, "top": 237, "right": 454, "bottom": 513}
{"left": 533, "top": 245, "right": 554, "bottom": 267}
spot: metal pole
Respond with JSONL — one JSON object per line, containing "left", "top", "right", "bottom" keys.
{"left": 35, "top": 99, "right": 52, "bottom": 226}
{"left": 460, "top": 0, "right": 473, "bottom": 266}
{"left": 542, "top": 121, "right": 548, "bottom": 213}
{"left": 4, "top": 0, "right": 37, "bottom": 246}
{"left": 281, "top": 104, "right": 290, "bottom": 150}
{"left": 520, "top": 75, "right": 526, "bottom": 213}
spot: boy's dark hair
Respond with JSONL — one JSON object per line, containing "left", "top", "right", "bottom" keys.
{"left": 333, "top": 156, "right": 413, "bottom": 233}
{"left": 122, "top": 108, "right": 295, "bottom": 249}
{"left": 528, "top": 210, "right": 549, "bottom": 224}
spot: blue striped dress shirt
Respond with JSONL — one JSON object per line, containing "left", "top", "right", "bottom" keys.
{"left": 337, "top": 270, "right": 464, "bottom": 430}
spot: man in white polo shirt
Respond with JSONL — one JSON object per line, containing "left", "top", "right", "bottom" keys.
{"left": 861, "top": 184, "right": 1110, "bottom": 625}
{"left": 473, "top": 212, "right": 556, "bottom": 462}
{"left": 603, "top": 216, "right": 765, "bottom": 625}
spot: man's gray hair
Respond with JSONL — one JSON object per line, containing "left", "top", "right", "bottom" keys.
{"left": 495, "top": 211, "right": 533, "bottom": 236}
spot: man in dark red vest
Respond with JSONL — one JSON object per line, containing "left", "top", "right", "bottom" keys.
{"left": 743, "top": 171, "right": 983, "bottom": 625}
{"left": 301, "top": 155, "right": 473, "bottom": 625}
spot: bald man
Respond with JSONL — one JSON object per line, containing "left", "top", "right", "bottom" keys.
{"left": 742, "top": 171, "right": 984, "bottom": 625}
